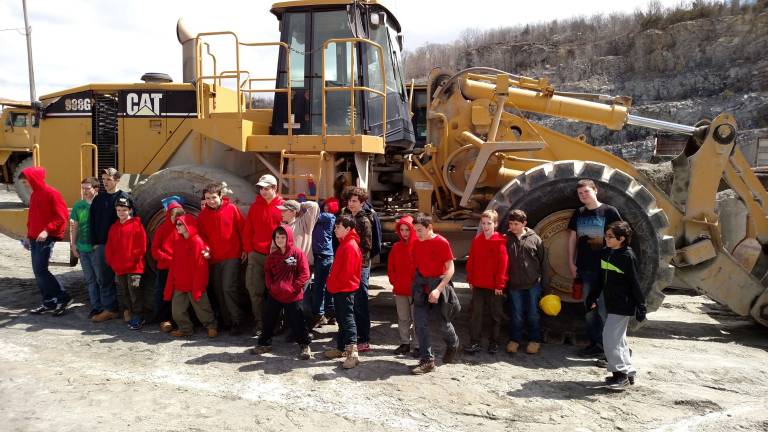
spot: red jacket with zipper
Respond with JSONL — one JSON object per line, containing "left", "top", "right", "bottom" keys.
{"left": 387, "top": 215, "right": 416, "bottom": 296}
{"left": 265, "top": 224, "right": 310, "bottom": 304}
{"left": 243, "top": 194, "right": 284, "bottom": 255}
{"left": 198, "top": 197, "right": 245, "bottom": 263}
{"left": 150, "top": 201, "right": 183, "bottom": 270}
{"left": 105, "top": 216, "right": 147, "bottom": 275}
{"left": 23, "top": 167, "right": 68, "bottom": 241}
{"left": 164, "top": 215, "right": 210, "bottom": 302}
{"left": 327, "top": 229, "right": 362, "bottom": 294}
{"left": 466, "top": 231, "right": 509, "bottom": 290}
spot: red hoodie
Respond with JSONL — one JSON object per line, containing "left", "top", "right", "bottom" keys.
{"left": 243, "top": 194, "right": 284, "bottom": 254}
{"left": 105, "top": 216, "right": 147, "bottom": 275}
{"left": 327, "top": 228, "right": 362, "bottom": 294}
{"left": 387, "top": 215, "right": 416, "bottom": 296}
{"left": 23, "top": 167, "right": 68, "bottom": 241}
{"left": 151, "top": 201, "right": 183, "bottom": 270}
{"left": 164, "top": 215, "right": 210, "bottom": 302}
{"left": 198, "top": 197, "right": 245, "bottom": 263}
{"left": 265, "top": 224, "right": 310, "bottom": 303}
{"left": 466, "top": 231, "right": 509, "bottom": 290}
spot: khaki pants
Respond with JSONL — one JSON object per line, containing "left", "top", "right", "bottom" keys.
{"left": 245, "top": 251, "right": 267, "bottom": 326}
{"left": 172, "top": 290, "right": 217, "bottom": 334}
{"left": 116, "top": 274, "right": 143, "bottom": 319}
{"left": 210, "top": 258, "right": 243, "bottom": 326}
{"left": 469, "top": 288, "right": 504, "bottom": 344}
{"left": 394, "top": 295, "right": 418, "bottom": 347}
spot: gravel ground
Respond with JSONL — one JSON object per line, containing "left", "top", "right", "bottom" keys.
{"left": 1, "top": 190, "right": 767, "bottom": 431}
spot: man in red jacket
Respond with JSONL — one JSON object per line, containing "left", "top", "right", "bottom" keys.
{"left": 465, "top": 209, "right": 509, "bottom": 355}
{"left": 198, "top": 183, "right": 247, "bottom": 335}
{"left": 19, "top": 167, "right": 71, "bottom": 316}
{"left": 251, "top": 225, "right": 311, "bottom": 359}
{"left": 104, "top": 197, "right": 147, "bottom": 330}
{"left": 323, "top": 216, "right": 362, "bottom": 369}
{"left": 164, "top": 215, "right": 217, "bottom": 338}
{"left": 243, "top": 174, "right": 283, "bottom": 334}
{"left": 150, "top": 199, "right": 185, "bottom": 332}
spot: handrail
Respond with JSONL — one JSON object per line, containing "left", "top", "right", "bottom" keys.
{"left": 321, "top": 37, "right": 387, "bottom": 142}
{"left": 193, "top": 34, "right": 292, "bottom": 137}
{"left": 79, "top": 143, "right": 98, "bottom": 181}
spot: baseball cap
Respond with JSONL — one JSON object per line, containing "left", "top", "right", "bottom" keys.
{"left": 277, "top": 200, "right": 300, "bottom": 212}
{"left": 256, "top": 174, "right": 278, "bottom": 188}
{"left": 115, "top": 197, "right": 133, "bottom": 209}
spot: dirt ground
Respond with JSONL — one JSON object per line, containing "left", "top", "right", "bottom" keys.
{"left": 1, "top": 193, "right": 767, "bottom": 432}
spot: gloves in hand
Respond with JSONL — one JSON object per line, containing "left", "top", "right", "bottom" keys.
{"left": 635, "top": 304, "right": 647, "bottom": 322}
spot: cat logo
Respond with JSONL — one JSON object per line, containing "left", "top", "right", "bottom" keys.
{"left": 126, "top": 93, "right": 163, "bottom": 116}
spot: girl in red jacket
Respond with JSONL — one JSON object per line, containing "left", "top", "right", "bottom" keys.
{"left": 465, "top": 209, "right": 509, "bottom": 354}
{"left": 322, "top": 216, "right": 362, "bottom": 369}
{"left": 251, "top": 224, "right": 312, "bottom": 359}
{"left": 150, "top": 200, "right": 185, "bottom": 332}
{"left": 105, "top": 197, "right": 147, "bottom": 330}
{"left": 387, "top": 215, "right": 419, "bottom": 356}
{"left": 164, "top": 215, "right": 218, "bottom": 338}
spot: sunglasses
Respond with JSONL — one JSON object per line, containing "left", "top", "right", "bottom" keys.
{"left": 605, "top": 234, "right": 616, "bottom": 239}
{"left": 175, "top": 222, "right": 184, "bottom": 227}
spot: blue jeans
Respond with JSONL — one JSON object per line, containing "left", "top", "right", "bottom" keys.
{"left": 333, "top": 291, "right": 357, "bottom": 350}
{"left": 79, "top": 250, "right": 100, "bottom": 311}
{"left": 311, "top": 255, "right": 334, "bottom": 316}
{"left": 30, "top": 239, "right": 69, "bottom": 306}
{"left": 580, "top": 270, "right": 606, "bottom": 347}
{"left": 507, "top": 283, "right": 542, "bottom": 343}
{"left": 92, "top": 245, "right": 118, "bottom": 311}
{"left": 354, "top": 266, "right": 371, "bottom": 343}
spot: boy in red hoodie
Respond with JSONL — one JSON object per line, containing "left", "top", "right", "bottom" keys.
{"left": 323, "top": 216, "right": 362, "bottom": 369}
{"left": 465, "top": 209, "right": 509, "bottom": 355}
{"left": 387, "top": 215, "right": 419, "bottom": 356}
{"left": 19, "top": 167, "right": 71, "bottom": 316}
{"left": 198, "top": 183, "right": 247, "bottom": 336}
{"left": 243, "top": 174, "right": 284, "bottom": 334}
{"left": 151, "top": 198, "right": 185, "bottom": 332}
{"left": 251, "top": 225, "right": 312, "bottom": 359}
{"left": 105, "top": 197, "right": 147, "bottom": 330}
{"left": 164, "top": 215, "right": 218, "bottom": 338}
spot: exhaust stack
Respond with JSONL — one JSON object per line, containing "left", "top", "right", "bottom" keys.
{"left": 176, "top": 18, "right": 195, "bottom": 83}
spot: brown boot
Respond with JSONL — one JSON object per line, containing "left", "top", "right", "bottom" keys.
{"left": 506, "top": 341, "right": 519, "bottom": 354}
{"left": 411, "top": 359, "right": 436, "bottom": 375}
{"left": 91, "top": 310, "right": 119, "bottom": 323}
{"left": 442, "top": 344, "right": 459, "bottom": 364}
{"left": 342, "top": 344, "right": 359, "bottom": 369}
{"left": 526, "top": 341, "right": 541, "bottom": 354}
{"left": 123, "top": 310, "right": 131, "bottom": 323}
{"left": 324, "top": 348, "right": 345, "bottom": 359}
{"left": 207, "top": 327, "right": 218, "bottom": 338}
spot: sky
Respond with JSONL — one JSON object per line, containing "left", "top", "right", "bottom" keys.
{"left": 1, "top": 0, "right": 682, "bottom": 101}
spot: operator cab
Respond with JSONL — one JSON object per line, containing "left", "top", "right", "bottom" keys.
{"left": 270, "top": 0, "right": 415, "bottom": 151}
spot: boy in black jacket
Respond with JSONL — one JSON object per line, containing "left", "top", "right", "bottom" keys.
{"left": 586, "top": 221, "right": 647, "bottom": 390}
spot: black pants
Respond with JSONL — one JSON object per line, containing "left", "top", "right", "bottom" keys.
{"left": 258, "top": 294, "right": 310, "bottom": 346}
{"left": 333, "top": 291, "right": 357, "bottom": 350}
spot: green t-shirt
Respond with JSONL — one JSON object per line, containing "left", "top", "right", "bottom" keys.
{"left": 69, "top": 199, "right": 93, "bottom": 252}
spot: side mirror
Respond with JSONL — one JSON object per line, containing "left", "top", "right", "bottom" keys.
{"left": 396, "top": 34, "right": 404, "bottom": 51}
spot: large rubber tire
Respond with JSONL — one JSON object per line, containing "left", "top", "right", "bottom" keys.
{"left": 487, "top": 160, "right": 675, "bottom": 320}
{"left": 132, "top": 164, "right": 256, "bottom": 237}
{"left": 12, "top": 156, "right": 34, "bottom": 205}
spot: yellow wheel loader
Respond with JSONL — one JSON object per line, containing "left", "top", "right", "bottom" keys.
{"left": 0, "top": 0, "right": 766, "bottom": 331}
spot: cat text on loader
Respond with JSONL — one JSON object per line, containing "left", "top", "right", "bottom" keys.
{"left": 406, "top": 67, "right": 768, "bottom": 328}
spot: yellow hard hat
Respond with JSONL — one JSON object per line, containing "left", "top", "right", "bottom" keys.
{"left": 539, "top": 294, "right": 562, "bottom": 316}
